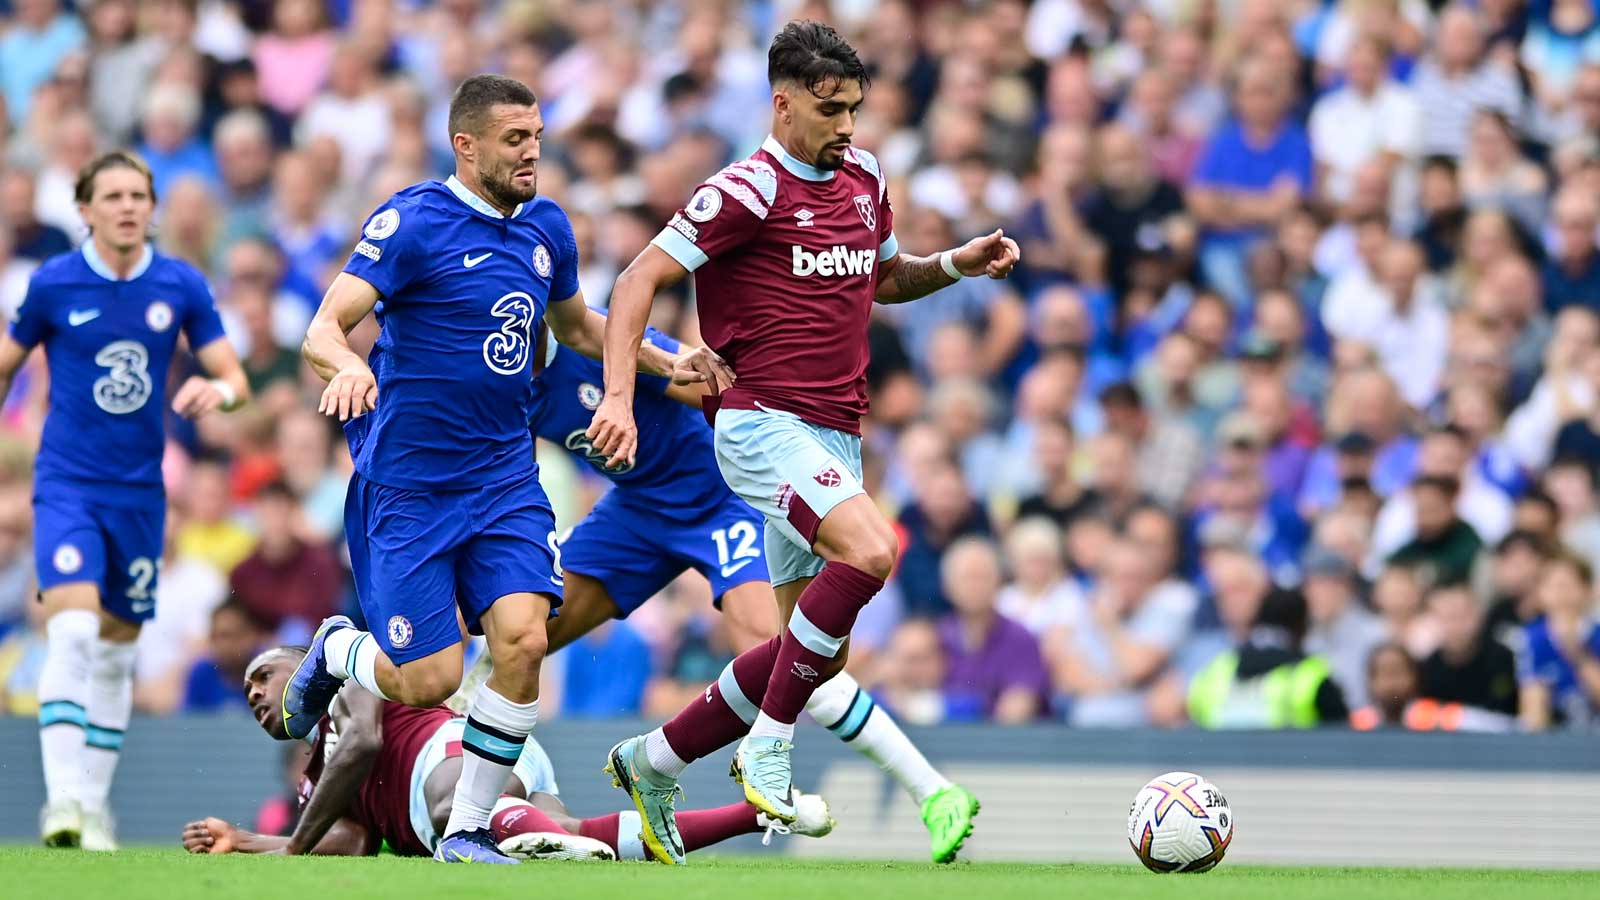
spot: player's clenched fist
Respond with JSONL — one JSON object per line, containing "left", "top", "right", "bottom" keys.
{"left": 951, "top": 228, "right": 1023, "bottom": 280}
{"left": 586, "top": 395, "right": 636, "bottom": 470}
{"left": 671, "top": 345, "right": 736, "bottom": 394}
{"left": 170, "top": 375, "right": 230, "bottom": 419}
{"left": 318, "top": 362, "right": 378, "bottom": 422}
{"left": 182, "top": 817, "right": 239, "bottom": 854}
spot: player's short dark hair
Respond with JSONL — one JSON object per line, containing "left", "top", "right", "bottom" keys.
{"left": 74, "top": 150, "right": 156, "bottom": 205}
{"left": 447, "top": 74, "right": 538, "bottom": 141}
{"left": 767, "top": 20, "right": 870, "bottom": 97}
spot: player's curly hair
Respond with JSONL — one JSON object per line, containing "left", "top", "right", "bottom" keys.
{"left": 448, "top": 74, "right": 538, "bottom": 140}
{"left": 768, "top": 20, "right": 870, "bottom": 98}
{"left": 73, "top": 150, "right": 156, "bottom": 205}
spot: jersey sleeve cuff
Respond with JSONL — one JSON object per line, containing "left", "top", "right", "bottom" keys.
{"left": 650, "top": 227, "right": 710, "bottom": 272}
{"left": 878, "top": 232, "right": 900, "bottom": 262}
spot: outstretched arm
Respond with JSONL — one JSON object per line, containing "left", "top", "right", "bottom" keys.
{"left": 543, "top": 291, "right": 686, "bottom": 379}
{"left": 875, "top": 229, "right": 1021, "bottom": 304}
{"left": 284, "top": 687, "right": 384, "bottom": 855}
{"left": 303, "top": 273, "right": 381, "bottom": 421}
{"left": 183, "top": 816, "right": 372, "bottom": 856}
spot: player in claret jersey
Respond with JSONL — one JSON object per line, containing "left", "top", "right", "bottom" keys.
{"left": 180, "top": 646, "right": 831, "bottom": 861}
{"left": 587, "top": 20, "right": 1019, "bottom": 864}
{"left": 0, "top": 151, "right": 250, "bottom": 851}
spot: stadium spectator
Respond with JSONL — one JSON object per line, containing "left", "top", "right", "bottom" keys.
{"left": 136, "top": 81, "right": 218, "bottom": 196}
{"left": 1518, "top": 552, "right": 1600, "bottom": 730}
{"left": 896, "top": 458, "right": 992, "bottom": 618}
{"left": 1460, "top": 109, "right": 1548, "bottom": 237}
{"left": 1188, "top": 586, "right": 1348, "bottom": 729}
{"left": 212, "top": 109, "right": 275, "bottom": 247}
{"left": 251, "top": 0, "right": 335, "bottom": 118}
{"left": 1308, "top": 35, "right": 1420, "bottom": 208}
{"left": 996, "top": 517, "right": 1081, "bottom": 636}
{"left": 0, "top": 0, "right": 85, "bottom": 126}
{"left": 1542, "top": 185, "right": 1600, "bottom": 313}
{"left": 0, "top": 167, "right": 70, "bottom": 261}
{"left": 1186, "top": 55, "right": 1312, "bottom": 307}
{"left": 1420, "top": 581, "right": 1519, "bottom": 718}
{"left": 937, "top": 537, "right": 1047, "bottom": 724}
{"left": 176, "top": 456, "right": 255, "bottom": 575}
{"left": 1373, "top": 565, "right": 1442, "bottom": 659}
{"left": 180, "top": 602, "right": 263, "bottom": 714}
{"left": 875, "top": 618, "right": 949, "bottom": 726}
{"left": 1050, "top": 538, "right": 1196, "bottom": 728}
{"left": 226, "top": 482, "right": 341, "bottom": 638}
{"left": 1349, "top": 642, "right": 1421, "bottom": 730}
{"left": 1303, "top": 545, "right": 1387, "bottom": 709}
{"left": 1411, "top": 5, "right": 1523, "bottom": 160}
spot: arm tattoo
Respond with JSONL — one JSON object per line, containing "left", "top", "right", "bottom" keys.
{"left": 882, "top": 254, "right": 956, "bottom": 303}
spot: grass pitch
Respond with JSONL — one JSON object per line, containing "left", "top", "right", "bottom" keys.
{"left": 5, "top": 848, "right": 1596, "bottom": 900}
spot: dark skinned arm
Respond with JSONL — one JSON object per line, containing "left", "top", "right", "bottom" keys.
{"left": 283, "top": 686, "right": 384, "bottom": 855}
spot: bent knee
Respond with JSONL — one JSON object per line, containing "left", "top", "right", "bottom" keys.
{"left": 493, "top": 625, "right": 550, "bottom": 672}
{"left": 840, "top": 527, "right": 898, "bottom": 580}
{"left": 397, "top": 670, "right": 460, "bottom": 708}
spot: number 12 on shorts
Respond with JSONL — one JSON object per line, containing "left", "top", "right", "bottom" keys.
{"left": 712, "top": 522, "right": 760, "bottom": 578}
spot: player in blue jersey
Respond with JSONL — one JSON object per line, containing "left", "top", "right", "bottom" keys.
{"left": 0, "top": 151, "right": 251, "bottom": 851}
{"left": 289, "top": 75, "right": 727, "bottom": 865}
{"left": 526, "top": 321, "right": 979, "bottom": 863}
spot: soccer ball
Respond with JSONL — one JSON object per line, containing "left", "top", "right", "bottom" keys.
{"left": 1126, "top": 771, "right": 1234, "bottom": 873}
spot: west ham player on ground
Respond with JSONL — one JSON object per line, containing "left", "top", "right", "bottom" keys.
{"left": 287, "top": 75, "right": 726, "bottom": 864}
{"left": 0, "top": 151, "right": 250, "bottom": 850}
{"left": 587, "top": 21, "right": 1019, "bottom": 854}
{"left": 181, "top": 647, "right": 830, "bottom": 860}
{"left": 526, "top": 321, "right": 978, "bottom": 863}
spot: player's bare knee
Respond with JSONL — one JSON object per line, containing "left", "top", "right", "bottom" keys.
{"left": 842, "top": 525, "right": 898, "bottom": 580}
{"left": 398, "top": 665, "right": 460, "bottom": 708}
{"left": 494, "top": 626, "right": 549, "bottom": 674}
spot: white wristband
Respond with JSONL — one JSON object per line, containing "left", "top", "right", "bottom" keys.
{"left": 939, "top": 249, "right": 963, "bottom": 280}
{"left": 210, "top": 378, "right": 239, "bottom": 410}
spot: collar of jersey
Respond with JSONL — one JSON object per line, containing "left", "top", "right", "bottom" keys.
{"left": 81, "top": 240, "right": 154, "bottom": 282}
{"left": 445, "top": 175, "right": 524, "bottom": 219}
{"left": 762, "top": 135, "right": 834, "bottom": 182}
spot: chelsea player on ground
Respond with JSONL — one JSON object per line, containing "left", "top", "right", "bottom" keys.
{"left": 0, "top": 150, "right": 250, "bottom": 850}
{"left": 527, "top": 321, "right": 979, "bottom": 864}
{"left": 288, "top": 75, "right": 727, "bottom": 865}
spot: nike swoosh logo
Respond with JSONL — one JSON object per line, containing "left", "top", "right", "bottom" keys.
{"left": 720, "top": 559, "right": 755, "bottom": 578}
{"left": 68, "top": 310, "right": 101, "bottom": 326}
{"left": 463, "top": 252, "right": 492, "bottom": 268}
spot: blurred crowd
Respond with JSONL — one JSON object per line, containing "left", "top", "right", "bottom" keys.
{"left": 1, "top": 0, "right": 1599, "bottom": 733}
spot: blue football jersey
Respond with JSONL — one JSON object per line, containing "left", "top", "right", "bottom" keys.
{"left": 530, "top": 327, "right": 730, "bottom": 510}
{"left": 342, "top": 177, "right": 580, "bottom": 491}
{"left": 9, "top": 243, "right": 227, "bottom": 506}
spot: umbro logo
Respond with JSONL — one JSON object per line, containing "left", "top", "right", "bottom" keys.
{"left": 68, "top": 309, "right": 101, "bottom": 327}
{"left": 792, "top": 662, "right": 819, "bottom": 682}
{"left": 795, "top": 209, "right": 815, "bottom": 227}
{"left": 463, "top": 252, "right": 492, "bottom": 268}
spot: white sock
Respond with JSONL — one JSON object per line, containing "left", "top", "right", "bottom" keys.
{"left": 806, "top": 672, "right": 950, "bottom": 804}
{"left": 324, "top": 629, "right": 390, "bottom": 700}
{"left": 613, "top": 811, "right": 647, "bottom": 860}
{"left": 38, "top": 609, "right": 98, "bottom": 809}
{"left": 82, "top": 638, "right": 137, "bottom": 815}
{"left": 445, "top": 686, "right": 538, "bottom": 837}
{"left": 643, "top": 728, "right": 688, "bottom": 778}
{"left": 748, "top": 711, "right": 796, "bottom": 742}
